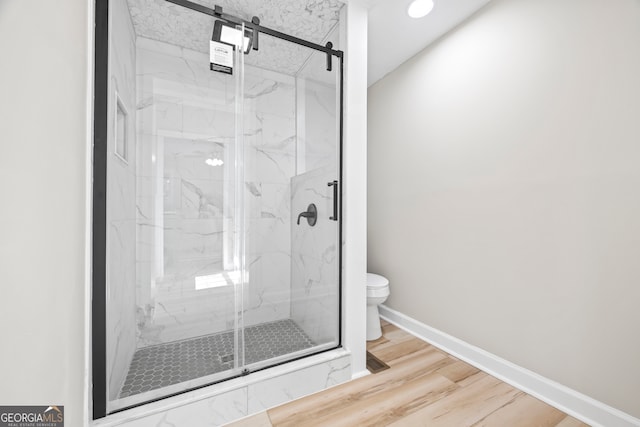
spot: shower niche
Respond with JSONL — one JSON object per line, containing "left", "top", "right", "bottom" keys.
{"left": 94, "top": 0, "right": 344, "bottom": 416}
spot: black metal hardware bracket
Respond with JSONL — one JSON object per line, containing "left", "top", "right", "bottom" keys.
{"left": 326, "top": 42, "right": 333, "bottom": 71}
{"left": 251, "top": 17, "right": 260, "bottom": 50}
{"left": 165, "top": 0, "right": 343, "bottom": 60}
{"left": 328, "top": 181, "right": 338, "bottom": 221}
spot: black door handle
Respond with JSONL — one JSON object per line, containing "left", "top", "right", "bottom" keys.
{"left": 328, "top": 180, "right": 338, "bottom": 221}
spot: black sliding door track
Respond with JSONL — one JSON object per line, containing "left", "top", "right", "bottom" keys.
{"left": 166, "top": 0, "right": 343, "bottom": 59}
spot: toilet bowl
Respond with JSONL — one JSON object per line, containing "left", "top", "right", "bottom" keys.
{"left": 366, "top": 273, "right": 390, "bottom": 341}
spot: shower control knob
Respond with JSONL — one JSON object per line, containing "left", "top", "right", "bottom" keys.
{"left": 297, "top": 204, "right": 317, "bottom": 226}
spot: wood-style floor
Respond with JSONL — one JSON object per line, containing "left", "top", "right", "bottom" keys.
{"left": 227, "top": 320, "right": 590, "bottom": 427}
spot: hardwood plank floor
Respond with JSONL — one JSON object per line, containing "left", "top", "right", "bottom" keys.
{"left": 226, "top": 320, "right": 590, "bottom": 427}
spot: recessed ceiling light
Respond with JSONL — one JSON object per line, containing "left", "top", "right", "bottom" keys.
{"left": 407, "top": 0, "right": 434, "bottom": 18}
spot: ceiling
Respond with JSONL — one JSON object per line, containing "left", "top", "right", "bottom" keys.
{"left": 367, "top": 0, "right": 491, "bottom": 86}
{"left": 126, "top": 0, "right": 343, "bottom": 75}
{"left": 125, "top": 0, "right": 491, "bottom": 83}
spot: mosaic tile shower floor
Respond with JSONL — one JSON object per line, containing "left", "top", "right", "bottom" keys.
{"left": 118, "top": 319, "right": 315, "bottom": 398}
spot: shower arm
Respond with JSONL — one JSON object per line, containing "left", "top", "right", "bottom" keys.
{"left": 165, "top": 0, "right": 343, "bottom": 69}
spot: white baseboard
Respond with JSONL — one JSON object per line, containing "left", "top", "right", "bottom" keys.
{"left": 351, "top": 369, "right": 371, "bottom": 380}
{"left": 379, "top": 305, "right": 640, "bottom": 427}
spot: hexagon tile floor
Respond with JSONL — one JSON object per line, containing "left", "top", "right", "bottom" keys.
{"left": 118, "top": 319, "right": 315, "bottom": 398}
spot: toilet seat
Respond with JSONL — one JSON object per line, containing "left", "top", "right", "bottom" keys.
{"left": 367, "top": 273, "right": 389, "bottom": 298}
{"left": 367, "top": 273, "right": 389, "bottom": 289}
{"left": 367, "top": 286, "right": 390, "bottom": 298}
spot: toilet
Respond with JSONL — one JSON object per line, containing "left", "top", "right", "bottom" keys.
{"left": 366, "top": 273, "right": 390, "bottom": 341}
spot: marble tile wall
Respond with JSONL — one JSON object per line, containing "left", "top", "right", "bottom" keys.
{"left": 106, "top": 0, "right": 138, "bottom": 402}
{"left": 242, "top": 70, "right": 296, "bottom": 328}
{"left": 302, "top": 80, "right": 339, "bottom": 171}
{"left": 134, "top": 37, "right": 297, "bottom": 347}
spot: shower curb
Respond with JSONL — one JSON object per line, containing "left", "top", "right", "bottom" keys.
{"left": 92, "top": 348, "right": 351, "bottom": 426}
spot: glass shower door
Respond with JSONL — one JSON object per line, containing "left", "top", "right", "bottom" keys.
{"left": 101, "top": 0, "right": 343, "bottom": 413}
{"left": 105, "top": 11, "right": 247, "bottom": 412}
{"left": 288, "top": 45, "right": 342, "bottom": 358}
{"left": 239, "top": 32, "right": 342, "bottom": 372}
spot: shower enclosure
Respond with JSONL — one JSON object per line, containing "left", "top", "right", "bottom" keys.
{"left": 92, "top": 0, "right": 343, "bottom": 417}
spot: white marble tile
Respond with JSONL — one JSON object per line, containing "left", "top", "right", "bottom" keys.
{"left": 122, "top": 387, "right": 248, "bottom": 427}
{"left": 135, "top": 216, "right": 160, "bottom": 263}
{"left": 242, "top": 182, "right": 291, "bottom": 224}
{"left": 158, "top": 101, "right": 186, "bottom": 133}
{"left": 260, "top": 67, "right": 296, "bottom": 86}
{"left": 136, "top": 102, "right": 157, "bottom": 137}
{"left": 138, "top": 272, "right": 236, "bottom": 346}
{"left": 137, "top": 42, "right": 200, "bottom": 87}
{"left": 302, "top": 80, "right": 338, "bottom": 172}
{"left": 112, "top": 0, "right": 136, "bottom": 103}
{"left": 137, "top": 38, "right": 231, "bottom": 103}
{"left": 137, "top": 36, "right": 183, "bottom": 61}
{"left": 246, "top": 355, "right": 350, "bottom": 413}
{"left": 108, "top": 156, "right": 137, "bottom": 221}
{"left": 258, "top": 113, "right": 296, "bottom": 152}
{"left": 242, "top": 300, "right": 290, "bottom": 328}
{"left": 164, "top": 138, "right": 227, "bottom": 182}
{"left": 243, "top": 252, "right": 292, "bottom": 326}
{"left": 290, "top": 288, "right": 339, "bottom": 344}
{"left": 182, "top": 104, "right": 235, "bottom": 137}
{"left": 245, "top": 76, "right": 296, "bottom": 119}
{"left": 244, "top": 147, "right": 296, "bottom": 184}
{"left": 170, "top": 177, "right": 225, "bottom": 219}
{"left": 163, "top": 218, "right": 224, "bottom": 261}
{"left": 162, "top": 255, "right": 225, "bottom": 281}
{"left": 106, "top": 215, "right": 137, "bottom": 397}
{"left": 248, "top": 218, "right": 290, "bottom": 255}
{"left": 135, "top": 133, "right": 160, "bottom": 178}
{"left": 135, "top": 190, "right": 156, "bottom": 224}
{"left": 305, "top": 154, "right": 336, "bottom": 172}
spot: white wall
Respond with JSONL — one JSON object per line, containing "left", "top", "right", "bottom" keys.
{"left": 342, "top": 0, "right": 369, "bottom": 378}
{"left": 368, "top": 0, "right": 640, "bottom": 419}
{"left": 0, "top": 0, "right": 90, "bottom": 425}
